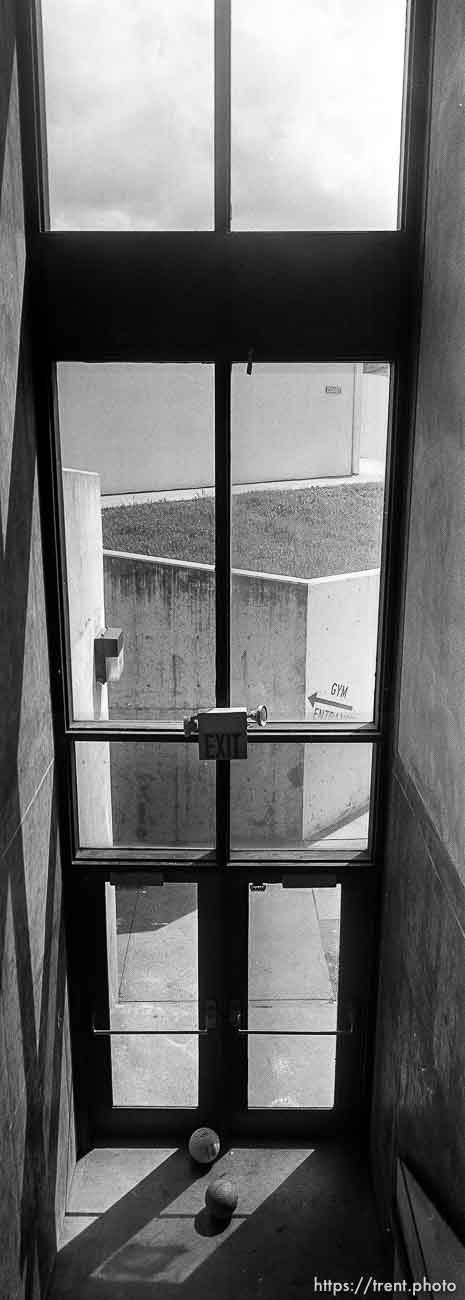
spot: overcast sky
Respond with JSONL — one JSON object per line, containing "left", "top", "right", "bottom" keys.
{"left": 41, "top": 0, "right": 407, "bottom": 232}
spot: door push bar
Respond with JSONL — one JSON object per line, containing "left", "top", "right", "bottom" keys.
{"left": 183, "top": 705, "right": 267, "bottom": 760}
{"left": 92, "top": 1000, "right": 217, "bottom": 1037}
{"left": 92, "top": 998, "right": 354, "bottom": 1038}
{"left": 228, "top": 1001, "right": 356, "bottom": 1037}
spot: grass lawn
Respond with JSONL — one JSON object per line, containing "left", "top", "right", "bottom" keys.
{"left": 102, "top": 481, "right": 384, "bottom": 579}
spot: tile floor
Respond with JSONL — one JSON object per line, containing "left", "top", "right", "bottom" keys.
{"left": 50, "top": 1142, "right": 390, "bottom": 1298}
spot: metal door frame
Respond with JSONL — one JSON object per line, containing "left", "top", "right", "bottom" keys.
{"left": 72, "top": 863, "right": 375, "bottom": 1144}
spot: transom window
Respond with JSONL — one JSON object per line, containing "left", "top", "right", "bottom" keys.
{"left": 41, "top": 0, "right": 407, "bottom": 233}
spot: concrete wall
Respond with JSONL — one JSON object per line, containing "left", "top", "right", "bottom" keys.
{"left": 62, "top": 469, "right": 113, "bottom": 847}
{"left": 231, "top": 363, "right": 362, "bottom": 482}
{"left": 103, "top": 553, "right": 378, "bottom": 845}
{"left": 303, "top": 570, "right": 379, "bottom": 840}
{"left": 63, "top": 469, "right": 108, "bottom": 724}
{"left": 0, "top": 9, "right": 75, "bottom": 1295}
{"left": 360, "top": 372, "right": 389, "bottom": 464}
{"left": 371, "top": 0, "right": 465, "bottom": 1246}
{"left": 57, "top": 362, "right": 373, "bottom": 493}
{"left": 303, "top": 745, "right": 373, "bottom": 843}
{"left": 305, "top": 570, "right": 379, "bottom": 724}
{"left": 104, "top": 553, "right": 308, "bottom": 844}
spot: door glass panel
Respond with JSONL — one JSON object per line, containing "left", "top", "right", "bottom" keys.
{"left": 248, "top": 883, "right": 340, "bottom": 1107}
{"left": 76, "top": 742, "right": 215, "bottom": 848}
{"left": 232, "top": 0, "right": 407, "bottom": 230}
{"left": 107, "top": 882, "right": 198, "bottom": 1106}
{"left": 41, "top": 0, "right": 214, "bottom": 230}
{"left": 57, "top": 364, "right": 215, "bottom": 722}
{"left": 231, "top": 744, "right": 373, "bottom": 852}
{"left": 231, "top": 363, "right": 390, "bottom": 723}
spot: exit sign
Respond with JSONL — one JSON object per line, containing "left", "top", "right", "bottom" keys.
{"left": 199, "top": 733, "right": 247, "bottom": 760}
{"left": 197, "top": 708, "right": 248, "bottom": 760}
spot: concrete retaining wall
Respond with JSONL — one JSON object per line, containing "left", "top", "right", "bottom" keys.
{"left": 305, "top": 570, "right": 379, "bottom": 724}
{"left": 61, "top": 472, "right": 378, "bottom": 846}
{"left": 62, "top": 470, "right": 120, "bottom": 1006}
{"left": 104, "top": 552, "right": 378, "bottom": 845}
{"left": 63, "top": 469, "right": 113, "bottom": 846}
{"left": 302, "top": 570, "right": 379, "bottom": 839}
{"left": 103, "top": 553, "right": 309, "bottom": 844}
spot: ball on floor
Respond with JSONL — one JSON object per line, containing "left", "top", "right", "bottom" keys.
{"left": 205, "top": 1176, "right": 238, "bottom": 1220}
{"left": 188, "top": 1127, "right": 221, "bottom": 1165}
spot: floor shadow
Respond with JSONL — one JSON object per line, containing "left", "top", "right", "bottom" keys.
{"left": 116, "top": 883, "right": 197, "bottom": 935}
{"left": 193, "top": 1208, "right": 231, "bottom": 1237}
{"left": 50, "top": 1148, "right": 206, "bottom": 1295}
{"left": 49, "top": 1142, "right": 390, "bottom": 1299}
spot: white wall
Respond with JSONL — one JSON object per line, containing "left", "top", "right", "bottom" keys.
{"left": 231, "top": 363, "right": 361, "bottom": 482}
{"left": 305, "top": 569, "right": 380, "bottom": 724}
{"left": 58, "top": 362, "right": 371, "bottom": 493}
{"left": 59, "top": 364, "right": 214, "bottom": 494}
{"left": 303, "top": 568, "right": 380, "bottom": 840}
{"left": 361, "top": 372, "right": 389, "bottom": 462}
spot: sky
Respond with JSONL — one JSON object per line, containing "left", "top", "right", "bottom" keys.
{"left": 41, "top": 0, "right": 408, "bottom": 232}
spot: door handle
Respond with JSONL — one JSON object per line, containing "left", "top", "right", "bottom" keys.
{"left": 229, "top": 1000, "right": 355, "bottom": 1036}
{"left": 247, "top": 705, "right": 268, "bottom": 727}
{"left": 92, "top": 999, "right": 217, "bottom": 1037}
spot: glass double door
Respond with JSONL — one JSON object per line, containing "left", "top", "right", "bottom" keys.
{"left": 85, "top": 867, "right": 374, "bottom": 1141}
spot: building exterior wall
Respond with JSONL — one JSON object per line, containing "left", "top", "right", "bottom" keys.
{"left": 371, "top": 0, "right": 465, "bottom": 1245}
{"left": 231, "top": 363, "right": 361, "bottom": 482}
{"left": 360, "top": 372, "right": 389, "bottom": 463}
{"left": 58, "top": 362, "right": 368, "bottom": 493}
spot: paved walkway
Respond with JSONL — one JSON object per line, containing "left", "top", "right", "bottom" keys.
{"left": 101, "top": 460, "right": 384, "bottom": 509}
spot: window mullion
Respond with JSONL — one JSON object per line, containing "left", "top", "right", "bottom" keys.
{"left": 215, "top": 362, "right": 231, "bottom": 862}
{"left": 214, "top": 0, "right": 231, "bottom": 233}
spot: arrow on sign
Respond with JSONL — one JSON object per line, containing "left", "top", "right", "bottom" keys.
{"left": 308, "top": 692, "right": 353, "bottom": 712}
